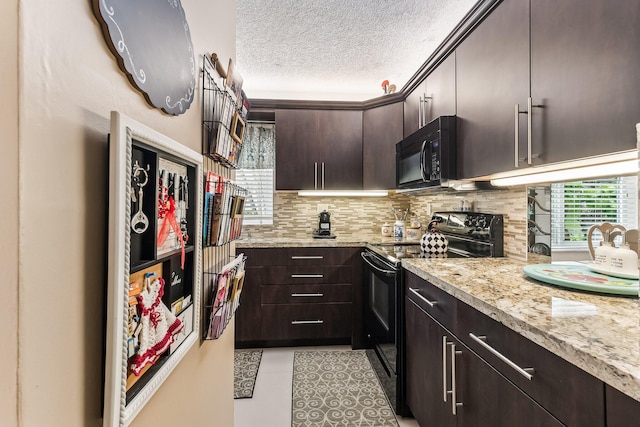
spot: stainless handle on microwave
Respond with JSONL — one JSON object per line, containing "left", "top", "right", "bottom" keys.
{"left": 419, "top": 140, "right": 428, "bottom": 181}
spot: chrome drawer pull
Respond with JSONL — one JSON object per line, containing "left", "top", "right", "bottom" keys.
{"left": 469, "top": 333, "right": 534, "bottom": 380}
{"left": 449, "top": 343, "right": 463, "bottom": 415}
{"left": 291, "top": 274, "right": 323, "bottom": 278}
{"left": 291, "top": 320, "right": 324, "bottom": 325}
{"left": 291, "top": 293, "right": 324, "bottom": 297}
{"left": 443, "top": 336, "right": 449, "bottom": 402}
{"left": 409, "top": 287, "right": 437, "bottom": 308}
{"left": 291, "top": 255, "right": 324, "bottom": 260}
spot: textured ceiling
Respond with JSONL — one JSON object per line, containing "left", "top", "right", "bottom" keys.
{"left": 236, "top": 0, "right": 478, "bottom": 101}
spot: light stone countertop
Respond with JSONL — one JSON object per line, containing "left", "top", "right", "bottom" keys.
{"left": 402, "top": 257, "right": 640, "bottom": 402}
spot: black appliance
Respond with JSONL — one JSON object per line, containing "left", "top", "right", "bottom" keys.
{"left": 313, "top": 210, "right": 336, "bottom": 239}
{"left": 396, "top": 116, "right": 456, "bottom": 190}
{"left": 361, "top": 211, "right": 503, "bottom": 416}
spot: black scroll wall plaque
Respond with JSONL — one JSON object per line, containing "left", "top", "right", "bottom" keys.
{"left": 93, "top": 0, "right": 196, "bottom": 115}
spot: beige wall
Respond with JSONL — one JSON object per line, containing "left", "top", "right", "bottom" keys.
{"left": 14, "top": 0, "right": 236, "bottom": 426}
{"left": 1, "top": 0, "right": 19, "bottom": 425}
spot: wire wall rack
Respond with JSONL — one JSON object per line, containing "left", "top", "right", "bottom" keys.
{"left": 201, "top": 55, "right": 248, "bottom": 168}
{"left": 203, "top": 171, "right": 247, "bottom": 247}
{"left": 203, "top": 253, "right": 246, "bottom": 340}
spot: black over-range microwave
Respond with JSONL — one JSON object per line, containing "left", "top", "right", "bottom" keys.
{"left": 396, "top": 115, "right": 457, "bottom": 190}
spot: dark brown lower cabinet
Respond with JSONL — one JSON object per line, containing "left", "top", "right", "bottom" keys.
{"left": 235, "top": 246, "right": 362, "bottom": 348}
{"left": 406, "top": 299, "right": 563, "bottom": 427}
{"left": 606, "top": 385, "right": 640, "bottom": 427}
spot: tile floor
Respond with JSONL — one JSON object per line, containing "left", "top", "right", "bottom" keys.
{"left": 234, "top": 346, "right": 420, "bottom": 427}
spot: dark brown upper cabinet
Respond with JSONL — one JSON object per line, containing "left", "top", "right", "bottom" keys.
{"left": 457, "top": 0, "right": 640, "bottom": 179}
{"left": 403, "top": 54, "right": 457, "bottom": 139}
{"left": 456, "top": 0, "right": 530, "bottom": 179}
{"left": 424, "top": 54, "right": 457, "bottom": 124}
{"left": 363, "top": 102, "right": 404, "bottom": 189}
{"left": 275, "top": 109, "right": 363, "bottom": 190}
{"left": 529, "top": 0, "right": 640, "bottom": 164}
{"left": 403, "top": 84, "right": 423, "bottom": 138}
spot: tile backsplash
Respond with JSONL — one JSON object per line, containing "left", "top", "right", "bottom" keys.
{"left": 242, "top": 187, "right": 527, "bottom": 260}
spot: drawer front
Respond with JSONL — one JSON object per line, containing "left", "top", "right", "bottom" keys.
{"left": 457, "top": 300, "right": 604, "bottom": 427}
{"left": 262, "top": 265, "right": 351, "bottom": 285}
{"left": 262, "top": 284, "right": 352, "bottom": 304}
{"left": 261, "top": 303, "right": 352, "bottom": 340}
{"left": 237, "top": 247, "right": 357, "bottom": 267}
{"left": 405, "top": 270, "right": 456, "bottom": 332}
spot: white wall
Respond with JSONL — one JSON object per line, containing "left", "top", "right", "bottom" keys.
{"left": 15, "top": 0, "right": 236, "bottom": 425}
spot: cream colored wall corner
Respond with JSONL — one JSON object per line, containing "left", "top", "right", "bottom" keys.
{"left": 0, "top": 0, "right": 19, "bottom": 425}
{"left": 16, "top": 0, "right": 236, "bottom": 426}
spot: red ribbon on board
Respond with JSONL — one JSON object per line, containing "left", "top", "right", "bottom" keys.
{"left": 157, "top": 197, "right": 185, "bottom": 269}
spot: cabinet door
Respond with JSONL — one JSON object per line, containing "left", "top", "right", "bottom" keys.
{"left": 530, "top": 0, "right": 640, "bottom": 164}
{"left": 317, "top": 109, "right": 363, "bottom": 190}
{"left": 456, "top": 0, "right": 530, "bottom": 179}
{"left": 275, "top": 109, "right": 363, "bottom": 190}
{"left": 275, "top": 109, "right": 320, "bottom": 190}
{"left": 363, "top": 102, "right": 404, "bottom": 189}
{"left": 405, "top": 299, "right": 456, "bottom": 427}
{"left": 234, "top": 249, "right": 264, "bottom": 344}
{"left": 456, "top": 339, "right": 564, "bottom": 427}
{"left": 403, "top": 82, "right": 424, "bottom": 138}
{"left": 424, "top": 54, "right": 457, "bottom": 123}
{"left": 606, "top": 385, "right": 640, "bottom": 427}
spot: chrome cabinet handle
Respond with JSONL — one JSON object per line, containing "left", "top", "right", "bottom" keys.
{"left": 291, "top": 255, "right": 324, "bottom": 260}
{"left": 291, "top": 274, "right": 323, "bottom": 278}
{"left": 527, "top": 97, "right": 533, "bottom": 165}
{"left": 291, "top": 293, "right": 323, "bottom": 297}
{"left": 291, "top": 320, "right": 323, "bottom": 325}
{"left": 443, "top": 336, "right": 449, "bottom": 402}
{"left": 449, "top": 342, "right": 463, "bottom": 415}
{"left": 409, "top": 287, "right": 437, "bottom": 308}
{"left": 514, "top": 103, "right": 528, "bottom": 167}
{"left": 314, "top": 162, "right": 318, "bottom": 189}
{"left": 469, "top": 333, "right": 534, "bottom": 380}
{"left": 321, "top": 162, "right": 325, "bottom": 189}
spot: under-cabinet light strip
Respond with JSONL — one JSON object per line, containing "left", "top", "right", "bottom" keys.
{"left": 297, "top": 190, "right": 389, "bottom": 197}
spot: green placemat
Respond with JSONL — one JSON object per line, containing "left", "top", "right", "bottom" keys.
{"left": 523, "top": 264, "right": 638, "bottom": 296}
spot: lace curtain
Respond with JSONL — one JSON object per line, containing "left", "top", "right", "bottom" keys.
{"left": 238, "top": 123, "right": 275, "bottom": 169}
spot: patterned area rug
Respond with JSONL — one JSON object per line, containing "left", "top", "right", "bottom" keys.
{"left": 234, "top": 349, "right": 263, "bottom": 399}
{"left": 292, "top": 350, "right": 399, "bottom": 427}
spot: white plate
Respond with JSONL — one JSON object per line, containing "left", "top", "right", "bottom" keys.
{"left": 586, "top": 262, "right": 639, "bottom": 280}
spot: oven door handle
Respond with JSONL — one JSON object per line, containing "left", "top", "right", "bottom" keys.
{"left": 361, "top": 252, "right": 397, "bottom": 276}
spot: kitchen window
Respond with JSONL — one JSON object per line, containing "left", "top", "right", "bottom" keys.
{"left": 235, "top": 122, "right": 275, "bottom": 225}
{"left": 551, "top": 176, "right": 638, "bottom": 249}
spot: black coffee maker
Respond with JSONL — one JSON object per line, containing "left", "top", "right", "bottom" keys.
{"left": 313, "top": 210, "right": 334, "bottom": 238}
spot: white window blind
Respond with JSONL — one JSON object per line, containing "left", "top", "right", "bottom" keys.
{"left": 236, "top": 169, "right": 274, "bottom": 225}
{"left": 551, "top": 177, "right": 638, "bottom": 248}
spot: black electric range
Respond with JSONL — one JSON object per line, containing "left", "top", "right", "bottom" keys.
{"left": 362, "top": 212, "right": 504, "bottom": 416}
